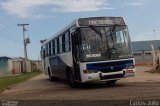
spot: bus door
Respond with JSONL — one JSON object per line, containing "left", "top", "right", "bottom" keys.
{"left": 71, "top": 31, "right": 81, "bottom": 81}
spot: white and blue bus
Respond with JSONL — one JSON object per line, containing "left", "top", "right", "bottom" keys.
{"left": 41, "top": 16, "right": 135, "bottom": 87}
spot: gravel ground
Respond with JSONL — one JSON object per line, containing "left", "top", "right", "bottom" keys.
{"left": 0, "top": 66, "right": 160, "bottom": 106}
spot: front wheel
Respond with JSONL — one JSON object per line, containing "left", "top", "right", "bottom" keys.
{"left": 67, "top": 71, "right": 78, "bottom": 88}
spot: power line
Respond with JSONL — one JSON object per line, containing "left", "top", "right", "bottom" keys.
{"left": 0, "top": 18, "right": 23, "bottom": 44}
{"left": 0, "top": 4, "right": 29, "bottom": 44}
{"left": 0, "top": 32, "right": 22, "bottom": 44}
{"left": 0, "top": 29, "right": 22, "bottom": 43}
{"left": 1, "top": 27, "right": 21, "bottom": 41}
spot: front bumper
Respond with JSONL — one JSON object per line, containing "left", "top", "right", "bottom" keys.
{"left": 81, "top": 69, "right": 135, "bottom": 83}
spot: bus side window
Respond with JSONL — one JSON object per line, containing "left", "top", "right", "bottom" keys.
{"left": 57, "top": 37, "right": 60, "bottom": 54}
{"left": 52, "top": 40, "right": 55, "bottom": 55}
{"left": 62, "top": 34, "right": 65, "bottom": 52}
{"left": 65, "top": 31, "right": 70, "bottom": 52}
{"left": 47, "top": 43, "right": 49, "bottom": 56}
{"left": 49, "top": 42, "right": 52, "bottom": 56}
{"left": 43, "top": 49, "right": 45, "bottom": 59}
{"left": 59, "top": 35, "right": 63, "bottom": 54}
{"left": 41, "top": 45, "right": 46, "bottom": 59}
{"left": 55, "top": 39, "right": 57, "bottom": 54}
{"left": 51, "top": 41, "right": 53, "bottom": 55}
{"left": 46, "top": 44, "right": 49, "bottom": 57}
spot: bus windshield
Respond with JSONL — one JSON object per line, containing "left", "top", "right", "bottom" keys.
{"left": 79, "top": 25, "right": 132, "bottom": 62}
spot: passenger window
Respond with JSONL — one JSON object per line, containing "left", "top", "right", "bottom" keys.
{"left": 55, "top": 39, "right": 57, "bottom": 54}
{"left": 46, "top": 44, "right": 49, "bottom": 56}
{"left": 65, "top": 31, "right": 70, "bottom": 52}
{"left": 62, "top": 34, "right": 65, "bottom": 52}
{"left": 43, "top": 50, "right": 45, "bottom": 59}
{"left": 49, "top": 42, "right": 51, "bottom": 56}
{"left": 57, "top": 38, "right": 60, "bottom": 54}
{"left": 52, "top": 40, "right": 55, "bottom": 55}
{"left": 41, "top": 45, "right": 46, "bottom": 59}
{"left": 59, "top": 36, "right": 63, "bottom": 54}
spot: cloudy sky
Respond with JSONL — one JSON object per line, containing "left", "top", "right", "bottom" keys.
{"left": 0, "top": 0, "right": 159, "bottom": 59}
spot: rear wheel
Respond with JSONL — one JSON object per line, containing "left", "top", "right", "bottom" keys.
{"left": 48, "top": 70, "right": 54, "bottom": 81}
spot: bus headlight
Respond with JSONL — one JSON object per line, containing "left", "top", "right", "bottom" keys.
{"left": 126, "top": 64, "right": 135, "bottom": 69}
{"left": 83, "top": 70, "right": 97, "bottom": 74}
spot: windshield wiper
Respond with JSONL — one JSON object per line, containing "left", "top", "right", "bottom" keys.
{"left": 89, "top": 25, "right": 102, "bottom": 34}
{"left": 89, "top": 25, "right": 103, "bottom": 42}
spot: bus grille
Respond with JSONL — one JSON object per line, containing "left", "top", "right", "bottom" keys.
{"left": 100, "top": 74, "right": 123, "bottom": 80}
{"left": 86, "top": 59, "right": 133, "bottom": 73}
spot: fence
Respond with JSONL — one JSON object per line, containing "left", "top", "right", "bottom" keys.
{"left": 134, "top": 53, "right": 153, "bottom": 67}
{"left": 0, "top": 59, "right": 42, "bottom": 77}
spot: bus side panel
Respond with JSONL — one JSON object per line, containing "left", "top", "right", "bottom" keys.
{"left": 58, "top": 52, "right": 73, "bottom": 79}
{"left": 49, "top": 56, "right": 71, "bottom": 79}
{"left": 41, "top": 59, "right": 45, "bottom": 74}
{"left": 49, "top": 57, "right": 60, "bottom": 77}
{"left": 59, "top": 56, "right": 67, "bottom": 79}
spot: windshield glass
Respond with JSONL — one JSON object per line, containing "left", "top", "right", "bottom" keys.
{"left": 79, "top": 25, "right": 132, "bottom": 62}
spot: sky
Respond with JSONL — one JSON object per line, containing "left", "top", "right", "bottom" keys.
{"left": 0, "top": 0, "right": 160, "bottom": 60}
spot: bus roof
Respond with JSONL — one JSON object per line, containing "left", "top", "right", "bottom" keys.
{"left": 41, "top": 16, "right": 125, "bottom": 46}
{"left": 41, "top": 19, "right": 78, "bottom": 46}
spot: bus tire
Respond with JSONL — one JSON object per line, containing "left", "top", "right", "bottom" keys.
{"left": 48, "top": 69, "right": 54, "bottom": 81}
{"left": 67, "top": 70, "right": 77, "bottom": 88}
{"left": 106, "top": 80, "right": 117, "bottom": 85}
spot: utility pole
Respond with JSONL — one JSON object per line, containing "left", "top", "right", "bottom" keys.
{"left": 18, "top": 24, "right": 30, "bottom": 72}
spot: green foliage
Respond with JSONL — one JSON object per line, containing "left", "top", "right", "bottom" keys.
{"left": 0, "top": 71, "right": 42, "bottom": 92}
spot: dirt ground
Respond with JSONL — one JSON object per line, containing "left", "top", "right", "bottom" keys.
{"left": 0, "top": 66, "right": 160, "bottom": 105}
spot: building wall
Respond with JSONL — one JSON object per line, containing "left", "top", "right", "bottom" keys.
{"left": 26, "top": 60, "right": 31, "bottom": 72}
{"left": 8, "top": 60, "right": 13, "bottom": 74}
{"left": 0, "top": 57, "right": 42, "bottom": 76}
{"left": 12, "top": 60, "right": 22, "bottom": 74}
{"left": 31, "top": 61, "right": 43, "bottom": 71}
{"left": 0, "top": 59, "right": 10, "bottom": 76}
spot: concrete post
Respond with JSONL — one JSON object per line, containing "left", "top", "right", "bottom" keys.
{"left": 151, "top": 44, "right": 156, "bottom": 71}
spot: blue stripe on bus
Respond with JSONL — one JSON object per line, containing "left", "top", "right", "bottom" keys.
{"left": 86, "top": 59, "right": 133, "bottom": 73}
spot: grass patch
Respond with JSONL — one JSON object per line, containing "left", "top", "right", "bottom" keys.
{"left": 0, "top": 71, "right": 42, "bottom": 92}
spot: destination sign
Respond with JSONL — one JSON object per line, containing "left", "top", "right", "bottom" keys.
{"left": 78, "top": 17, "right": 125, "bottom": 26}
{"left": 89, "top": 20, "right": 114, "bottom": 25}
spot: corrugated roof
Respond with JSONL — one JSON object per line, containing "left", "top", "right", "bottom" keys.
{"left": 0, "top": 56, "right": 11, "bottom": 60}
